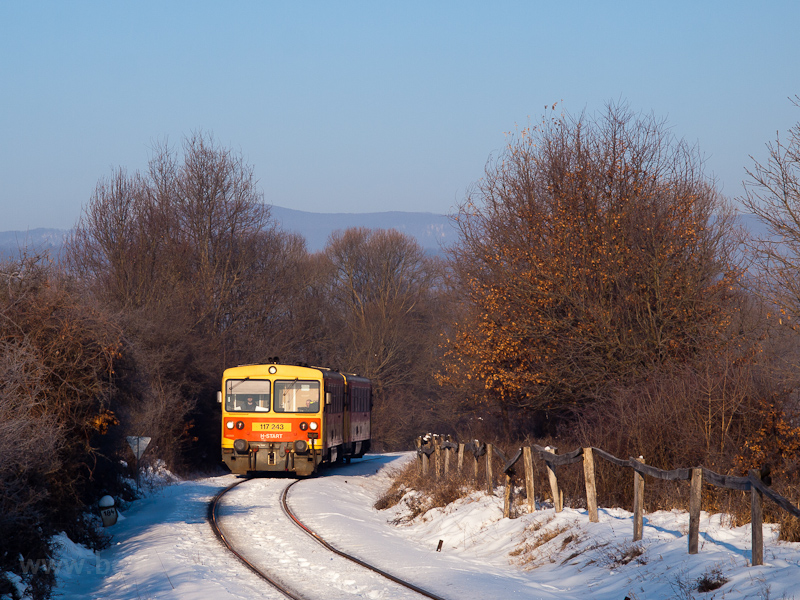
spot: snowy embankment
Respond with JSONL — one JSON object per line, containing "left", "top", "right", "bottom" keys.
{"left": 23, "top": 453, "right": 800, "bottom": 599}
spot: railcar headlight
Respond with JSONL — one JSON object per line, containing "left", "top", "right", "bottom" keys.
{"left": 309, "top": 421, "right": 319, "bottom": 431}
{"left": 235, "top": 421, "right": 245, "bottom": 430}
{"left": 226, "top": 421, "right": 234, "bottom": 430}
{"left": 299, "top": 422, "right": 308, "bottom": 431}
{"left": 269, "top": 366, "right": 277, "bottom": 374}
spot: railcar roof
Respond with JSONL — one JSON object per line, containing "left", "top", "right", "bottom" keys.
{"left": 222, "top": 363, "right": 334, "bottom": 379}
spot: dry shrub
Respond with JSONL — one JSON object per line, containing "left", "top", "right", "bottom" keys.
{"left": 374, "top": 465, "right": 416, "bottom": 512}
{"left": 778, "top": 512, "right": 800, "bottom": 543}
{"left": 734, "top": 402, "right": 800, "bottom": 537}
{"left": 712, "top": 490, "right": 753, "bottom": 528}
{"left": 770, "top": 477, "right": 800, "bottom": 542}
{"left": 374, "top": 456, "right": 479, "bottom": 520}
{"left": 598, "top": 542, "right": 648, "bottom": 568}
{"left": 374, "top": 484, "right": 407, "bottom": 511}
{"left": 570, "top": 355, "right": 782, "bottom": 512}
{"left": 510, "top": 517, "right": 579, "bottom": 568}
{"left": 695, "top": 567, "right": 728, "bottom": 593}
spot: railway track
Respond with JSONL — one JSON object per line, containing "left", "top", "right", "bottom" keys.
{"left": 208, "top": 478, "right": 296, "bottom": 597}
{"left": 208, "top": 471, "right": 447, "bottom": 600}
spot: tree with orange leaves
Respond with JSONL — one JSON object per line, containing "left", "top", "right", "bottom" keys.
{"left": 440, "top": 104, "right": 740, "bottom": 424}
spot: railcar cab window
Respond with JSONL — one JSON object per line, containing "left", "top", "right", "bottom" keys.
{"left": 274, "top": 380, "right": 320, "bottom": 413}
{"left": 225, "top": 379, "right": 270, "bottom": 412}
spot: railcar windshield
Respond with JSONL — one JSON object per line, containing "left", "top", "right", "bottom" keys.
{"left": 225, "top": 379, "right": 270, "bottom": 412}
{"left": 274, "top": 380, "right": 320, "bottom": 413}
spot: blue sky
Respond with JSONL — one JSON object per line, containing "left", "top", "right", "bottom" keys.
{"left": 1, "top": 1, "right": 799, "bottom": 231}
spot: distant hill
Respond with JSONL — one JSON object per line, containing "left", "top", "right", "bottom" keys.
{"left": 0, "top": 228, "right": 69, "bottom": 261}
{"left": 270, "top": 206, "right": 455, "bottom": 253}
{"left": 2, "top": 211, "right": 771, "bottom": 263}
{"left": 0, "top": 209, "right": 455, "bottom": 261}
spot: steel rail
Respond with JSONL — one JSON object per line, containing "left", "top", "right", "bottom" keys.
{"left": 208, "top": 477, "right": 304, "bottom": 600}
{"left": 281, "top": 479, "right": 448, "bottom": 600}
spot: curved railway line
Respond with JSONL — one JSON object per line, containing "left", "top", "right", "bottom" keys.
{"left": 208, "top": 471, "right": 447, "bottom": 600}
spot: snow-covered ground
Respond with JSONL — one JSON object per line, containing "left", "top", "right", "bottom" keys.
{"left": 14, "top": 453, "right": 800, "bottom": 600}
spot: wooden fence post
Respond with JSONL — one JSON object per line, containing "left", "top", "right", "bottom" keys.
{"left": 422, "top": 451, "right": 429, "bottom": 476}
{"left": 458, "top": 442, "right": 465, "bottom": 473}
{"left": 583, "top": 448, "right": 598, "bottom": 523}
{"left": 523, "top": 446, "right": 535, "bottom": 514}
{"left": 415, "top": 436, "right": 422, "bottom": 470}
{"left": 503, "top": 473, "right": 513, "bottom": 518}
{"left": 444, "top": 439, "right": 451, "bottom": 476}
{"left": 633, "top": 457, "right": 645, "bottom": 542}
{"left": 486, "top": 444, "right": 494, "bottom": 495}
{"left": 750, "top": 470, "right": 764, "bottom": 566}
{"left": 546, "top": 447, "right": 562, "bottom": 512}
{"left": 434, "top": 437, "right": 442, "bottom": 480}
{"left": 473, "top": 446, "right": 479, "bottom": 481}
{"left": 688, "top": 467, "right": 702, "bottom": 554}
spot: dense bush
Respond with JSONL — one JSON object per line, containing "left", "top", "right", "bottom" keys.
{"left": 0, "top": 255, "right": 132, "bottom": 597}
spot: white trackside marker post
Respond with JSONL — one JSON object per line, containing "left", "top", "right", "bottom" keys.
{"left": 98, "top": 495, "right": 118, "bottom": 527}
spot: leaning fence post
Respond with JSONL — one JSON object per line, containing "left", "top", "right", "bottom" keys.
{"left": 523, "top": 446, "right": 535, "bottom": 514}
{"left": 486, "top": 444, "right": 494, "bottom": 495}
{"left": 458, "top": 442, "right": 465, "bottom": 473}
{"left": 546, "top": 447, "right": 562, "bottom": 512}
{"left": 583, "top": 447, "right": 598, "bottom": 523}
{"left": 750, "top": 470, "right": 764, "bottom": 566}
{"left": 688, "top": 467, "right": 702, "bottom": 554}
{"left": 444, "top": 437, "right": 451, "bottom": 476}
{"left": 632, "top": 456, "right": 645, "bottom": 541}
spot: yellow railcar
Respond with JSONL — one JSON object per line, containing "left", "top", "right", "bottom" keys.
{"left": 219, "top": 363, "right": 372, "bottom": 476}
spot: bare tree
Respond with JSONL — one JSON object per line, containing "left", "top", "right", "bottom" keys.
{"left": 172, "top": 134, "right": 271, "bottom": 337}
{"left": 65, "top": 132, "right": 318, "bottom": 466}
{"left": 324, "top": 228, "right": 440, "bottom": 388}
{"left": 739, "top": 97, "right": 800, "bottom": 460}
{"left": 742, "top": 97, "right": 800, "bottom": 328}
{"left": 322, "top": 227, "right": 444, "bottom": 447}
{"left": 66, "top": 168, "right": 159, "bottom": 307}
